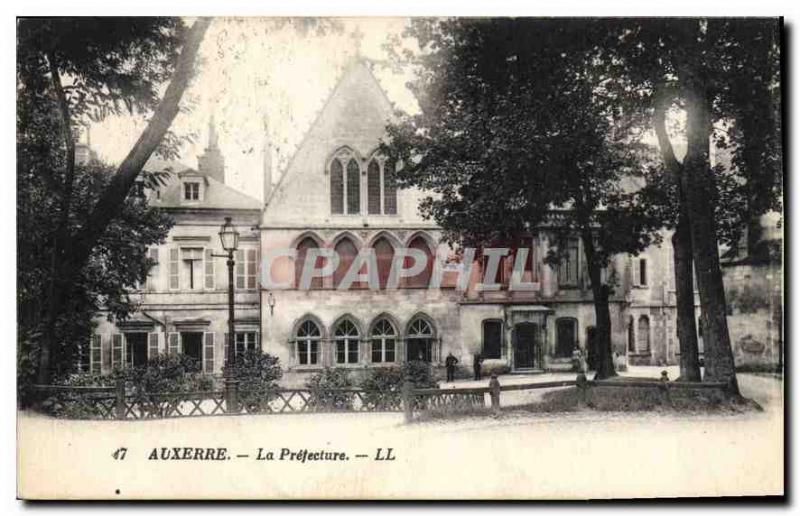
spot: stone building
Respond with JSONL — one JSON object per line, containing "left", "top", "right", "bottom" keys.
{"left": 90, "top": 121, "right": 262, "bottom": 375}
{"left": 257, "top": 60, "right": 693, "bottom": 379}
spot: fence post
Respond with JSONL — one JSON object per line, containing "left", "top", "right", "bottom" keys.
{"left": 659, "top": 370, "right": 671, "bottom": 406}
{"left": 225, "top": 375, "right": 240, "bottom": 414}
{"left": 115, "top": 377, "right": 126, "bottom": 420}
{"left": 576, "top": 373, "right": 590, "bottom": 408}
{"left": 402, "top": 375, "right": 413, "bottom": 424}
{"left": 489, "top": 374, "right": 501, "bottom": 417}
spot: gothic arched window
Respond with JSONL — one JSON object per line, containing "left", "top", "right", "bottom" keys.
{"left": 296, "top": 319, "right": 321, "bottom": 366}
{"left": 295, "top": 237, "right": 323, "bottom": 290}
{"left": 333, "top": 237, "right": 359, "bottom": 289}
{"left": 366, "top": 157, "right": 398, "bottom": 215}
{"left": 370, "top": 318, "right": 396, "bottom": 363}
{"left": 330, "top": 159, "right": 344, "bottom": 214}
{"left": 406, "top": 236, "right": 434, "bottom": 288}
{"left": 334, "top": 319, "right": 360, "bottom": 364}
{"left": 373, "top": 237, "right": 395, "bottom": 289}
{"left": 406, "top": 316, "right": 435, "bottom": 362}
{"left": 346, "top": 159, "right": 360, "bottom": 214}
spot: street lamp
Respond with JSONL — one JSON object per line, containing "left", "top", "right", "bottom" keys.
{"left": 217, "top": 216, "right": 239, "bottom": 412}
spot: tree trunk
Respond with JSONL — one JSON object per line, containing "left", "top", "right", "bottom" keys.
{"left": 683, "top": 84, "right": 739, "bottom": 393}
{"left": 653, "top": 88, "right": 702, "bottom": 382}
{"left": 672, "top": 217, "right": 702, "bottom": 381}
{"left": 35, "top": 18, "right": 211, "bottom": 384}
{"left": 580, "top": 230, "right": 616, "bottom": 380}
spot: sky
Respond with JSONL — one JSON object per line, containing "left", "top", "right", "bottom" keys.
{"left": 89, "top": 17, "right": 419, "bottom": 202}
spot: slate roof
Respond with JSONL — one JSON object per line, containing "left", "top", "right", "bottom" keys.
{"left": 143, "top": 157, "right": 261, "bottom": 211}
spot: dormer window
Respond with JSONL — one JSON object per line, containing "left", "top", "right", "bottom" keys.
{"left": 184, "top": 182, "right": 200, "bottom": 201}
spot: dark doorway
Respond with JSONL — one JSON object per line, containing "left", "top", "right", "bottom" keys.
{"left": 555, "top": 318, "right": 577, "bottom": 358}
{"left": 513, "top": 323, "right": 539, "bottom": 369}
{"left": 586, "top": 327, "right": 597, "bottom": 370}
{"left": 125, "top": 333, "right": 148, "bottom": 367}
{"left": 181, "top": 332, "right": 203, "bottom": 367}
{"left": 482, "top": 320, "right": 503, "bottom": 359}
{"left": 406, "top": 338, "right": 432, "bottom": 362}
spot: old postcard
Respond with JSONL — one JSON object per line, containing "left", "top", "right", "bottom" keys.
{"left": 15, "top": 16, "right": 784, "bottom": 500}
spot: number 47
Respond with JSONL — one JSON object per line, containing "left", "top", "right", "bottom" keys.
{"left": 112, "top": 448, "right": 128, "bottom": 460}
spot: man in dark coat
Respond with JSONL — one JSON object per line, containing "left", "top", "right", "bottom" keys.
{"left": 445, "top": 353, "right": 459, "bottom": 382}
{"left": 473, "top": 353, "right": 484, "bottom": 381}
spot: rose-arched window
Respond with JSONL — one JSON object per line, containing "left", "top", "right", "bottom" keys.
{"left": 295, "top": 237, "right": 323, "bottom": 290}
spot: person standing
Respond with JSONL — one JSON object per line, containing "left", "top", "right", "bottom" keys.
{"left": 445, "top": 352, "right": 459, "bottom": 382}
{"left": 473, "top": 353, "right": 484, "bottom": 381}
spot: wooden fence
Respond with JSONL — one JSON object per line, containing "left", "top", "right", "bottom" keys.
{"left": 31, "top": 374, "right": 731, "bottom": 422}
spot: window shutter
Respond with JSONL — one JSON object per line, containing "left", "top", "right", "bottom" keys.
{"left": 203, "top": 332, "right": 215, "bottom": 373}
{"left": 111, "top": 334, "right": 124, "bottom": 369}
{"left": 235, "top": 250, "right": 245, "bottom": 289}
{"left": 204, "top": 248, "right": 215, "bottom": 289}
{"left": 148, "top": 332, "right": 159, "bottom": 360}
{"left": 632, "top": 257, "right": 640, "bottom": 286}
{"left": 90, "top": 335, "right": 102, "bottom": 375}
{"left": 168, "top": 332, "right": 180, "bottom": 356}
{"left": 224, "top": 333, "right": 230, "bottom": 367}
{"left": 146, "top": 247, "right": 160, "bottom": 291}
{"left": 169, "top": 248, "right": 180, "bottom": 290}
{"left": 247, "top": 249, "right": 257, "bottom": 290}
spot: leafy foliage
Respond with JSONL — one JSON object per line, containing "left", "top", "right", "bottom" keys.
{"left": 228, "top": 349, "right": 283, "bottom": 413}
{"left": 304, "top": 368, "right": 354, "bottom": 410}
{"left": 113, "top": 354, "right": 204, "bottom": 394}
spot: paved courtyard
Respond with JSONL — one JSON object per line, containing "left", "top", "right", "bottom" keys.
{"left": 17, "top": 371, "right": 782, "bottom": 499}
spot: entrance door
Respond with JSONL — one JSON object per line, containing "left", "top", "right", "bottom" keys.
{"left": 406, "top": 338, "right": 432, "bottom": 362}
{"left": 555, "top": 318, "right": 577, "bottom": 358}
{"left": 125, "top": 333, "right": 149, "bottom": 367}
{"left": 513, "top": 323, "right": 539, "bottom": 369}
{"left": 181, "top": 332, "right": 203, "bottom": 368}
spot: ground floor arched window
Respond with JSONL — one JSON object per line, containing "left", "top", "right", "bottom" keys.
{"left": 296, "top": 320, "right": 321, "bottom": 365}
{"left": 370, "top": 318, "right": 396, "bottom": 363}
{"left": 406, "top": 317, "right": 435, "bottom": 362}
{"left": 334, "top": 319, "right": 360, "bottom": 364}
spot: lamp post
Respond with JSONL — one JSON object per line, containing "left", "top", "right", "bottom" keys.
{"left": 217, "top": 216, "right": 240, "bottom": 413}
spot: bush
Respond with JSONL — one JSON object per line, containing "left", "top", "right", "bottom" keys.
{"left": 114, "top": 353, "right": 203, "bottom": 395}
{"left": 227, "top": 349, "right": 282, "bottom": 413}
{"left": 357, "top": 362, "right": 440, "bottom": 410}
{"left": 305, "top": 368, "right": 354, "bottom": 410}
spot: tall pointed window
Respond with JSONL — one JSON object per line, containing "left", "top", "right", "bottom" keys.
{"left": 373, "top": 237, "right": 395, "bottom": 289}
{"left": 333, "top": 237, "right": 358, "bottom": 289}
{"left": 330, "top": 159, "right": 344, "bottom": 214}
{"left": 296, "top": 237, "right": 323, "bottom": 290}
{"left": 346, "top": 159, "right": 360, "bottom": 214}
{"left": 368, "top": 159, "right": 381, "bottom": 214}
{"left": 366, "top": 157, "right": 398, "bottom": 215}
{"left": 406, "top": 236, "right": 434, "bottom": 288}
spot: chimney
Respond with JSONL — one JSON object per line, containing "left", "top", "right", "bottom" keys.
{"left": 262, "top": 114, "right": 273, "bottom": 205}
{"left": 198, "top": 113, "right": 226, "bottom": 183}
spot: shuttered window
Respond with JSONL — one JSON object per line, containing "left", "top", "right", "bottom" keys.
{"left": 90, "top": 335, "right": 102, "bottom": 374}
{"left": 168, "top": 332, "right": 180, "bottom": 356}
{"left": 146, "top": 247, "right": 160, "bottom": 291}
{"left": 558, "top": 239, "right": 579, "bottom": 287}
{"left": 203, "top": 332, "right": 215, "bottom": 373}
{"left": 148, "top": 332, "right": 159, "bottom": 359}
{"left": 111, "top": 334, "right": 124, "bottom": 369}
{"left": 169, "top": 248, "right": 180, "bottom": 290}
{"left": 204, "top": 249, "right": 215, "bottom": 289}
